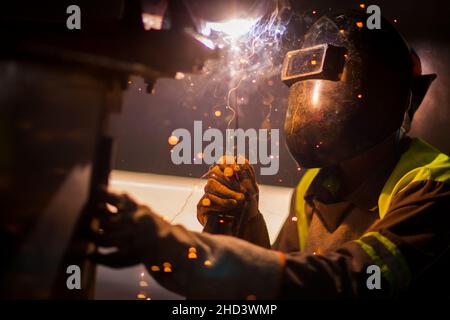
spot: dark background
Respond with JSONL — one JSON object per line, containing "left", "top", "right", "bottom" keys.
{"left": 111, "top": 0, "right": 450, "bottom": 188}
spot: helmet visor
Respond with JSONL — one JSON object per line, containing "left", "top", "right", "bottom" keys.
{"left": 281, "top": 43, "right": 347, "bottom": 86}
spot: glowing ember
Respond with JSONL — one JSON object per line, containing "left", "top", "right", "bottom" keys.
{"left": 201, "top": 198, "right": 211, "bottom": 207}
{"left": 214, "top": 110, "right": 222, "bottom": 117}
{"left": 223, "top": 167, "right": 234, "bottom": 177}
{"left": 175, "top": 72, "right": 185, "bottom": 80}
{"left": 163, "top": 262, "right": 172, "bottom": 273}
{"left": 359, "top": 4, "right": 366, "bottom": 9}
{"left": 137, "top": 293, "right": 147, "bottom": 299}
{"left": 188, "top": 247, "right": 198, "bottom": 259}
{"left": 188, "top": 252, "right": 198, "bottom": 259}
{"left": 168, "top": 135, "right": 179, "bottom": 145}
{"left": 150, "top": 265, "right": 160, "bottom": 272}
{"left": 204, "top": 260, "right": 212, "bottom": 267}
{"left": 356, "top": 21, "right": 364, "bottom": 28}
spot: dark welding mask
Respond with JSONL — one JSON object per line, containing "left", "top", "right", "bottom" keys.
{"left": 282, "top": 11, "right": 436, "bottom": 168}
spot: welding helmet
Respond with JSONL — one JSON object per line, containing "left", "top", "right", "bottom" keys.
{"left": 282, "top": 11, "right": 436, "bottom": 168}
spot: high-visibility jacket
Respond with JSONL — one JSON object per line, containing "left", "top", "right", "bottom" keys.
{"left": 293, "top": 138, "right": 450, "bottom": 292}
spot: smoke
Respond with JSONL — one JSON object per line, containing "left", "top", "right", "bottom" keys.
{"left": 176, "top": 1, "right": 292, "bottom": 129}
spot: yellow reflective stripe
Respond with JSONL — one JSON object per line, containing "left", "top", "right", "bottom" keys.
{"left": 379, "top": 138, "right": 450, "bottom": 218}
{"left": 363, "top": 232, "right": 411, "bottom": 285}
{"left": 295, "top": 168, "right": 320, "bottom": 251}
{"left": 354, "top": 239, "right": 395, "bottom": 287}
{"left": 356, "top": 232, "right": 411, "bottom": 294}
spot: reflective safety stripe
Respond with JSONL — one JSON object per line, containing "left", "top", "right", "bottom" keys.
{"left": 355, "top": 231, "right": 412, "bottom": 292}
{"left": 379, "top": 138, "right": 450, "bottom": 218}
{"left": 354, "top": 239, "right": 395, "bottom": 286}
{"left": 295, "top": 168, "right": 320, "bottom": 251}
{"left": 364, "top": 232, "right": 411, "bottom": 284}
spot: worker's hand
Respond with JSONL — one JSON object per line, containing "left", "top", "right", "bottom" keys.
{"left": 197, "top": 156, "right": 259, "bottom": 227}
{"left": 197, "top": 156, "right": 270, "bottom": 247}
{"left": 89, "top": 190, "right": 282, "bottom": 299}
{"left": 89, "top": 192, "right": 163, "bottom": 268}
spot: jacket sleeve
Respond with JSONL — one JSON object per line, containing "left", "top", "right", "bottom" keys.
{"left": 278, "top": 180, "right": 450, "bottom": 298}
{"left": 148, "top": 180, "right": 448, "bottom": 299}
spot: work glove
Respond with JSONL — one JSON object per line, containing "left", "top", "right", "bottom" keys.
{"left": 197, "top": 156, "right": 271, "bottom": 248}
{"left": 90, "top": 191, "right": 283, "bottom": 299}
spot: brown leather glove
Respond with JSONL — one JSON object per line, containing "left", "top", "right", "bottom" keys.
{"left": 197, "top": 157, "right": 271, "bottom": 248}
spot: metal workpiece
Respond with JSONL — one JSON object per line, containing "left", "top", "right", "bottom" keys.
{"left": 0, "top": 59, "right": 123, "bottom": 299}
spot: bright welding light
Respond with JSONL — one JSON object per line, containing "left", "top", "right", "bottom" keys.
{"left": 204, "top": 18, "right": 260, "bottom": 39}
{"left": 187, "top": 30, "right": 216, "bottom": 50}
{"left": 141, "top": 13, "right": 163, "bottom": 30}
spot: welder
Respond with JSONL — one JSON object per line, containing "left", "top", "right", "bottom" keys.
{"left": 91, "top": 11, "right": 450, "bottom": 298}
